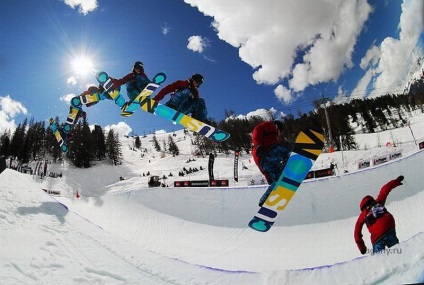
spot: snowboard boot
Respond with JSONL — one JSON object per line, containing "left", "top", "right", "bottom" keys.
{"left": 258, "top": 182, "right": 275, "bottom": 207}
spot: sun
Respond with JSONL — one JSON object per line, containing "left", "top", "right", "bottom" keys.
{"left": 71, "top": 56, "right": 94, "bottom": 77}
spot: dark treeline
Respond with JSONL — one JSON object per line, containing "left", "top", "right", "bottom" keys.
{"left": 0, "top": 117, "right": 123, "bottom": 167}
{"left": 193, "top": 79, "right": 424, "bottom": 155}
{"left": 1, "top": 77, "right": 424, "bottom": 166}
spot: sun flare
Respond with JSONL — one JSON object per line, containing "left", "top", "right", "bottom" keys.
{"left": 71, "top": 56, "right": 94, "bottom": 77}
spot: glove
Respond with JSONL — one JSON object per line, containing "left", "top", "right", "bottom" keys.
{"left": 256, "top": 145, "right": 264, "bottom": 158}
{"left": 360, "top": 247, "right": 367, "bottom": 255}
{"left": 97, "top": 85, "right": 105, "bottom": 93}
{"left": 397, "top": 175, "right": 404, "bottom": 185}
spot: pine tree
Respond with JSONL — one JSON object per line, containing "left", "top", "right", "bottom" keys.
{"left": 10, "top": 119, "right": 27, "bottom": 161}
{"left": 0, "top": 130, "right": 11, "bottom": 157}
{"left": 152, "top": 135, "right": 161, "bottom": 151}
{"left": 162, "top": 140, "right": 167, "bottom": 153}
{"left": 68, "top": 119, "right": 95, "bottom": 168}
{"left": 134, "top": 136, "right": 141, "bottom": 149}
{"left": 25, "top": 120, "right": 46, "bottom": 160}
{"left": 92, "top": 125, "right": 106, "bottom": 160}
{"left": 106, "top": 129, "right": 123, "bottom": 165}
{"left": 168, "top": 135, "right": 179, "bottom": 155}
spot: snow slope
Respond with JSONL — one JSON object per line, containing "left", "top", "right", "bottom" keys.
{"left": 2, "top": 113, "right": 424, "bottom": 284}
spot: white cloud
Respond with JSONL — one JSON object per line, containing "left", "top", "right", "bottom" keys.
{"left": 63, "top": 0, "right": 98, "bottom": 15}
{"left": 274, "top": 85, "right": 294, "bottom": 104}
{"left": 333, "top": 86, "right": 350, "bottom": 105}
{"left": 67, "top": 77, "right": 77, "bottom": 86}
{"left": 161, "top": 24, "right": 171, "bottom": 36}
{"left": 0, "top": 95, "right": 28, "bottom": 133}
{"left": 202, "top": 55, "right": 217, "bottom": 63}
{"left": 187, "top": 36, "right": 208, "bottom": 53}
{"left": 235, "top": 107, "right": 277, "bottom": 121}
{"left": 104, "top": 121, "right": 132, "bottom": 137}
{"left": 353, "top": 0, "right": 424, "bottom": 99}
{"left": 60, "top": 94, "right": 75, "bottom": 105}
{"left": 184, "top": 0, "right": 372, "bottom": 100}
{"left": 0, "top": 95, "right": 27, "bottom": 117}
{"left": 289, "top": 0, "right": 372, "bottom": 91}
{"left": 350, "top": 63, "right": 376, "bottom": 100}
{"left": 0, "top": 111, "right": 15, "bottom": 134}
{"left": 359, "top": 45, "right": 381, "bottom": 70}
{"left": 155, "top": 129, "right": 167, "bottom": 135}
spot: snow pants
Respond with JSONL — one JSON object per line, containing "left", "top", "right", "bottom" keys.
{"left": 165, "top": 91, "right": 207, "bottom": 122}
{"left": 258, "top": 144, "right": 291, "bottom": 206}
{"left": 372, "top": 229, "right": 399, "bottom": 253}
{"left": 260, "top": 144, "right": 291, "bottom": 183}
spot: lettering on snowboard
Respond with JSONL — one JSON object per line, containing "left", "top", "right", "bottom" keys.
{"left": 249, "top": 128, "right": 324, "bottom": 232}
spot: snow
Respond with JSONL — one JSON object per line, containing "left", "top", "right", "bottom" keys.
{"left": 2, "top": 112, "right": 424, "bottom": 284}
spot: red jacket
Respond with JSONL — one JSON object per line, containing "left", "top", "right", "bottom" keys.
{"left": 354, "top": 179, "right": 402, "bottom": 252}
{"left": 152, "top": 80, "right": 199, "bottom": 102}
{"left": 251, "top": 121, "right": 280, "bottom": 179}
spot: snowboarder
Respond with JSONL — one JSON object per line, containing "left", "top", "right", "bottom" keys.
{"left": 124, "top": 61, "right": 151, "bottom": 102}
{"left": 354, "top": 175, "right": 404, "bottom": 254}
{"left": 60, "top": 61, "right": 148, "bottom": 139}
{"left": 152, "top": 74, "right": 208, "bottom": 122}
{"left": 87, "top": 61, "right": 150, "bottom": 106}
{"left": 95, "top": 61, "right": 150, "bottom": 102}
{"left": 251, "top": 120, "right": 291, "bottom": 206}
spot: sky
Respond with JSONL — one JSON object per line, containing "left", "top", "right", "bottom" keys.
{"left": 2, "top": 109, "right": 424, "bottom": 284}
{"left": 0, "top": 0, "right": 423, "bottom": 137}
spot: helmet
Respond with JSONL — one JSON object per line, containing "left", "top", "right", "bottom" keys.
{"left": 360, "top": 195, "right": 375, "bottom": 211}
{"left": 191, "top": 74, "right": 204, "bottom": 86}
{"left": 133, "top": 61, "right": 144, "bottom": 72}
{"left": 273, "top": 120, "right": 284, "bottom": 132}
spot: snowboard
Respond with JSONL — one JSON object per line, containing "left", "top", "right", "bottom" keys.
{"left": 120, "top": 72, "right": 167, "bottom": 117}
{"left": 138, "top": 96, "right": 230, "bottom": 142}
{"left": 63, "top": 106, "right": 87, "bottom": 134}
{"left": 248, "top": 128, "right": 324, "bottom": 232}
{"left": 49, "top": 118, "right": 68, "bottom": 153}
{"left": 95, "top": 71, "right": 127, "bottom": 108}
{"left": 95, "top": 71, "right": 166, "bottom": 115}
{"left": 61, "top": 87, "right": 102, "bottom": 136}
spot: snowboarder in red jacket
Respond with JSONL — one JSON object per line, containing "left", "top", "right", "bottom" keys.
{"left": 152, "top": 74, "right": 207, "bottom": 122}
{"left": 252, "top": 120, "right": 291, "bottom": 206}
{"left": 354, "top": 175, "right": 404, "bottom": 254}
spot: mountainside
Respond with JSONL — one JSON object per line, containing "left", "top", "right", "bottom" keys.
{"left": 10, "top": 109, "right": 421, "bottom": 200}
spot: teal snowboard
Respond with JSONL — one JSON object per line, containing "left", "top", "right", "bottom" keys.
{"left": 138, "top": 96, "right": 230, "bottom": 143}
{"left": 248, "top": 128, "right": 324, "bottom": 232}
